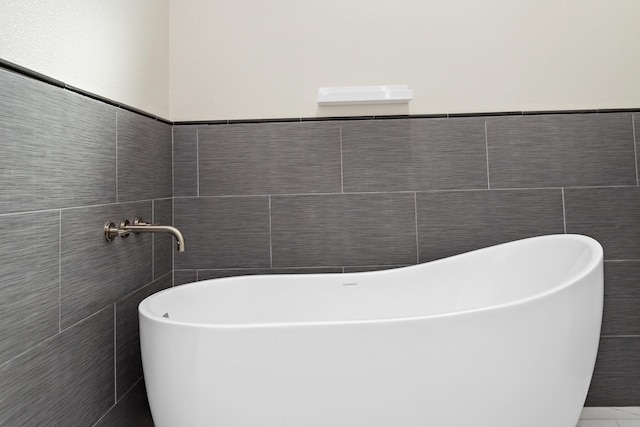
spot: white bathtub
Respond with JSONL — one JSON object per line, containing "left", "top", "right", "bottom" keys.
{"left": 139, "top": 234, "right": 603, "bottom": 427}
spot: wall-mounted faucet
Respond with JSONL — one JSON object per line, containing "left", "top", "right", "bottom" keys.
{"left": 104, "top": 217, "right": 185, "bottom": 252}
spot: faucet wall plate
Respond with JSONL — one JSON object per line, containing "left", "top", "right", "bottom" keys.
{"left": 104, "top": 222, "right": 118, "bottom": 242}
{"left": 103, "top": 217, "right": 186, "bottom": 252}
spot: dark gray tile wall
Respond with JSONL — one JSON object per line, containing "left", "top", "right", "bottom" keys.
{"left": 153, "top": 198, "right": 174, "bottom": 279}
{"left": 342, "top": 117, "right": 488, "bottom": 192}
{"left": 173, "top": 111, "right": 640, "bottom": 407}
{"left": 0, "top": 69, "right": 116, "bottom": 214}
{"left": 174, "top": 196, "right": 271, "bottom": 269}
{"left": 2, "top": 61, "right": 639, "bottom": 425}
{"left": 117, "top": 109, "right": 172, "bottom": 202}
{"left": 116, "top": 274, "right": 172, "bottom": 400}
{"left": 0, "top": 211, "right": 60, "bottom": 365}
{"left": 417, "top": 189, "right": 565, "bottom": 261}
{"left": 271, "top": 193, "right": 417, "bottom": 267}
{"left": 0, "top": 68, "right": 170, "bottom": 425}
{"left": 487, "top": 113, "right": 636, "bottom": 188}
{"left": 197, "top": 122, "right": 342, "bottom": 196}
{"left": 564, "top": 186, "right": 640, "bottom": 260}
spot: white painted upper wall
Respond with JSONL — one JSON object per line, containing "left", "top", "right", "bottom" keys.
{"left": 170, "top": 0, "right": 640, "bottom": 121}
{"left": 1, "top": 1, "right": 638, "bottom": 121}
{"left": 0, "top": 0, "right": 170, "bottom": 119}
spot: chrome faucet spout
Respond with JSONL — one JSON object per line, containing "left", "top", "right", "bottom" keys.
{"left": 123, "top": 224, "right": 186, "bottom": 252}
{"left": 104, "top": 217, "right": 186, "bottom": 252}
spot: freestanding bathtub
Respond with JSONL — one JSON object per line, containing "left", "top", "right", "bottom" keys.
{"left": 139, "top": 234, "right": 603, "bottom": 427}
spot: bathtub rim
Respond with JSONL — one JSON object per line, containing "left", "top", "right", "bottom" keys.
{"left": 139, "top": 234, "right": 603, "bottom": 329}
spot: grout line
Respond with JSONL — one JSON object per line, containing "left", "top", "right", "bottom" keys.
{"left": 414, "top": 192, "right": 420, "bottom": 264}
{"left": 171, "top": 128, "right": 175, "bottom": 286}
{"left": 115, "top": 110, "right": 119, "bottom": 203}
{"left": 1, "top": 183, "right": 635, "bottom": 218}
{"left": 339, "top": 126, "right": 344, "bottom": 193}
{"left": 561, "top": 188, "right": 567, "bottom": 233}
{"left": 151, "top": 200, "right": 155, "bottom": 279}
{"left": 118, "top": 271, "right": 173, "bottom": 302}
{"left": 633, "top": 114, "right": 639, "bottom": 186}
{"left": 196, "top": 126, "right": 200, "bottom": 197}
{"left": 113, "top": 303, "right": 117, "bottom": 403}
{"left": 171, "top": 198, "right": 175, "bottom": 286}
{"left": 171, "top": 126, "right": 175, "bottom": 207}
{"left": 601, "top": 334, "right": 640, "bottom": 338}
{"left": 269, "top": 196, "right": 273, "bottom": 268}
{"left": 0, "top": 305, "right": 112, "bottom": 370}
{"left": 484, "top": 120, "right": 491, "bottom": 189}
{"left": 170, "top": 186, "right": 590, "bottom": 200}
{"left": 58, "top": 210, "right": 62, "bottom": 333}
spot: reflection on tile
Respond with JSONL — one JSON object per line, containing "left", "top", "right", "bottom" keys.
{"left": 416, "top": 189, "right": 564, "bottom": 262}
{"left": 271, "top": 193, "right": 417, "bottom": 267}
{"left": 487, "top": 113, "right": 636, "bottom": 188}
{"left": 174, "top": 197, "right": 271, "bottom": 269}
{"left": 342, "top": 117, "right": 488, "bottom": 192}
{"left": 564, "top": 187, "right": 640, "bottom": 260}
{"left": 198, "top": 121, "right": 341, "bottom": 195}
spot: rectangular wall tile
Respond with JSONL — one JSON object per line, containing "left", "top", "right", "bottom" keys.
{"left": 0, "top": 307, "right": 114, "bottom": 426}
{"left": 564, "top": 187, "right": 640, "bottom": 260}
{"left": 173, "top": 125, "right": 198, "bottom": 197}
{"left": 416, "top": 189, "right": 565, "bottom": 261}
{"left": 116, "top": 273, "right": 171, "bottom": 400}
{"left": 95, "top": 379, "right": 154, "bottom": 427}
{"left": 60, "top": 201, "right": 153, "bottom": 329}
{"left": 198, "top": 121, "right": 342, "bottom": 195}
{"left": 117, "top": 109, "right": 172, "bottom": 202}
{"left": 602, "top": 261, "right": 640, "bottom": 335}
{"left": 153, "top": 198, "right": 173, "bottom": 279}
{"left": 342, "top": 117, "right": 488, "bottom": 192}
{"left": 174, "top": 197, "right": 271, "bottom": 269}
{"left": 487, "top": 113, "right": 636, "bottom": 188}
{"left": 585, "top": 337, "right": 640, "bottom": 406}
{"left": 0, "top": 211, "right": 59, "bottom": 365}
{"left": 0, "top": 68, "right": 116, "bottom": 214}
{"left": 271, "top": 193, "right": 417, "bottom": 267}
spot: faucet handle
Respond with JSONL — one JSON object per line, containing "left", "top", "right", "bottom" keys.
{"left": 133, "top": 217, "right": 149, "bottom": 226}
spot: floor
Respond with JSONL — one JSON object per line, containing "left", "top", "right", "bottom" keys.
{"left": 578, "top": 408, "right": 640, "bottom": 426}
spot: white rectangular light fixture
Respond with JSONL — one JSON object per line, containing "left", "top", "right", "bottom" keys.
{"left": 317, "top": 85, "right": 413, "bottom": 105}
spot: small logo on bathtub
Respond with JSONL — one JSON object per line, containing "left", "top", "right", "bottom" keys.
{"left": 342, "top": 282, "right": 358, "bottom": 286}
{"left": 162, "top": 313, "right": 170, "bottom": 318}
